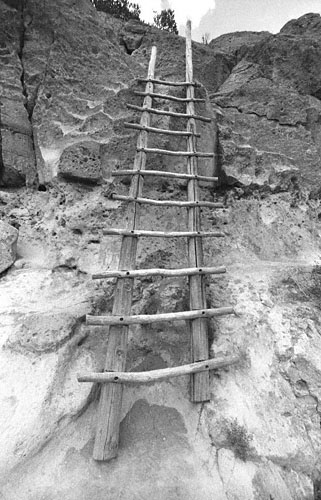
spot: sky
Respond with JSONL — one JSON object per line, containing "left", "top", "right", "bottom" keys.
{"left": 138, "top": 0, "right": 214, "bottom": 28}
{"left": 137, "top": 0, "right": 321, "bottom": 41}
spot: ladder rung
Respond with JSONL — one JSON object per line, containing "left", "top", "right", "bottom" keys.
{"left": 138, "top": 147, "right": 214, "bottom": 158}
{"left": 134, "top": 91, "right": 205, "bottom": 103}
{"left": 127, "top": 104, "right": 211, "bottom": 123}
{"left": 137, "top": 78, "right": 200, "bottom": 87}
{"left": 124, "top": 122, "right": 201, "bottom": 137}
{"left": 78, "top": 355, "right": 240, "bottom": 384}
{"left": 87, "top": 307, "right": 234, "bottom": 326}
{"left": 112, "top": 169, "right": 218, "bottom": 183}
{"left": 103, "top": 229, "right": 225, "bottom": 238}
{"left": 92, "top": 265, "right": 226, "bottom": 279}
{"left": 111, "top": 194, "right": 223, "bottom": 209}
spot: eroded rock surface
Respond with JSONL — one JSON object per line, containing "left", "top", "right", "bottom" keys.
{"left": 0, "top": 221, "right": 18, "bottom": 273}
{"left": 1, "top": 2, "right": 321, "bottom": 499}
{"left": 212, "top": 13, "right": 321, "bottom": 192}
{"left": 0, "top": 1, "right": 36, "bottom": 187}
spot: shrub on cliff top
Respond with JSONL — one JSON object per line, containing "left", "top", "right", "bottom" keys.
{"left": 91, "top": 0, "right": 141, "bottom": 21}
{"left": 153, "top": 9, "right": 178, "bottom": 34}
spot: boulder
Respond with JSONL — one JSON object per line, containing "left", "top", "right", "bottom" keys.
{"left": 209, "top": 30, "right": 271, "bottom": 56}
{"left": 281, "top": 12, "right": 321, "bottom": 36}
{"left": 0, "top": 221, "right": 18, "bottom": 274}
{"left": 57, "top": 141, "right": 102, "bottom": 184}
{"left": 120, "top": 19, "right": 147, "bottom": 54}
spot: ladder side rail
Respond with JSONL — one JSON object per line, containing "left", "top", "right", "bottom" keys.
{"left": 93, "top": 46, "right": 157, "bottom": 462}
{"left": 185, "top": 21, "right": 210, "bottom": 402}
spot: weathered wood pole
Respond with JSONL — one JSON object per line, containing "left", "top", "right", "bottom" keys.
{"left": 92, "top": 46, "right": 157, "bottom": 461}
{"left": 78, "top": 356, "right": 240, "bottom": 384}
{"left": 103, "top": 229, "right": 225, "bottom": 238}
{"left": 112, "top": 169, "right": 218, "bottom": 183}
{"left": 185, "top": 20, "right": 211, "bottom": 402}
{"left": 86, "top": 306, "right": 234, "bottom": 326}
{"left": 92, "top": 265, "right": 226, "bottom": 280}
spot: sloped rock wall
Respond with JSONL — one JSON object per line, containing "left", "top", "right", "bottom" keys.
{"left": 0, "top": 0, "right": 36, "bottom": 186}
{"left": 0, "top": 221, "right": 18, "bottom": 272}
{"left": 1, "top": 2, "right": 321, "bottom": 499}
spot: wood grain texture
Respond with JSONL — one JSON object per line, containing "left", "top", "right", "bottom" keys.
{"left": 185, "top": 21, "right": 211, "bottom": 402}
{"left": 137, "top": 147, "right": 214, "bottom": 158}
{"left": 92, "top": 266, "right": 226, "bottom": 280}
{"left": 86, "top": 307, "right": 234, "bottom": 325}
{"left": 103, "top": 229, "right": 225, "bottom": 238}
{"left": 127, "top": 104, "right": 211, "bottom": 123}
{"left": 124, "top": 122, "right": 200, "bottom": 137}
{"left": 111, "top": 194, "right": 223, "bottom": 209}
{"left": 78, "top": 356, "right": 240, "bottom": 384}
{"left": 93, "top": 46, "right": 157, "bottom": 461}
{"left": 111, "top": 169, "right": 218, "bottom": 183}
{"left": 137, "top": 77, "right": 199, "bottom": 87}
{"left": 134, "top": 91, "right": 205, "bottom": 103}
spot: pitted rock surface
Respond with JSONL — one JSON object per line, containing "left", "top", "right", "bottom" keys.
{"left": 212, "top": 13, "right": 321, "bottom": 191}
{"left": 1, "top": 3, "right": 321, "bottom": 499}
{"left": 0, "top": 2, "right": 36, "bottom": 187}
{"left": 58, "top": 142, "right": 102, "bottom": 184}
{"left": 120, "top": 19, "right": 147, "bottom": 54}
{"left": 0, "top": 221, "right": 18, "bottom": 273}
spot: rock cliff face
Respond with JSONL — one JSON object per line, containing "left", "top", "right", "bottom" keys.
{"left": 1, "top": 2, "right": 321, "bottom": 499}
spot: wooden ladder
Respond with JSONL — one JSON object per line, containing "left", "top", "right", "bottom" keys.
{"left": 78, "top": 21, "right": 239, "bottom": 461}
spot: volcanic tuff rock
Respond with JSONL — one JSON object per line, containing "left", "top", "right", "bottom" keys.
{"left": 0, "top": 221, "right": 18, "bottom": 273}
{"left": 0, "top": 1, "right": 36, "bottom": 187}
{"left": 209, "top": 30, "right": 271, "bottom": 56}
{"left": 1, "top": 1, "right": 321, "bottom": 499}
{"left": 212, "top": 14, "right": 321, "bottom": 191}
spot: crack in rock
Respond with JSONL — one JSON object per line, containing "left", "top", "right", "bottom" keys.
{"left": 213, "top": 102, "right": 305, "bottom": 128}
{"left": 16, "top": 0, "right": 38, "bottom": 186}
{"left": 0, "top": 102, "right": 4, "bottom": 185}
